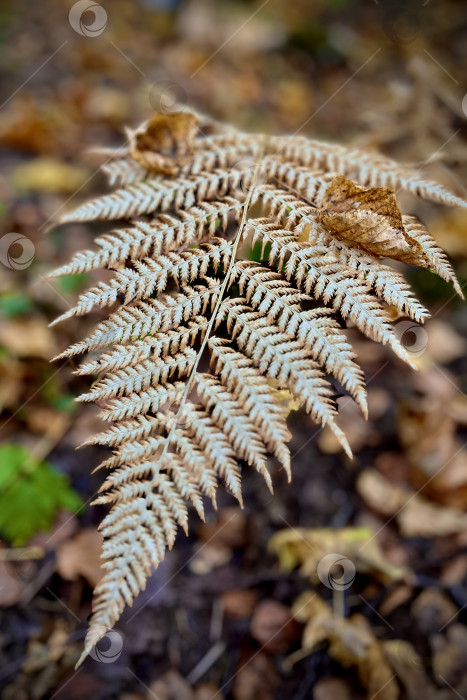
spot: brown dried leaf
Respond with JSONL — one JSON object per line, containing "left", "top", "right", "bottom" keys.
{"left": 292, "top": 593, "right": 399, "bottom": 700}
{"left": 379, "top": 584, "right": 414, "bottom": 618}
{"left": 317, "top": 176, "right": 462, "bottom": 295}
{"left": 197, "top": 508, "right": 249, "bottom": 549}
{"left": 269, "top": 526, "right": 406, "bottom": 584}
{"left": 424, "top": 320, "right": 467, "bottom": 365}
{"left": 0, "top": 319, "right": 54, "bottom": 359}
{"left": 397, "top": 383, "right": 467, "bottom": 509}
{"left": 250, "top": 600, "right": 298, "bottom": 652}
{"left": 316, "top": 175, "right": 420, "bottom": 261}
{"left": 26, "top": 409, "right": 70, "bottom": 440}
{"left": 221, "top": 589, "right": 258, "bottom": 619}
{"left": 194, "top": 684, "right": 225, "bottom": 700}
{"left": 357, "top": 469, "right": 467, "bottom": 537}
{"left": 128, "top": 112, "right": 199, "bottom": 175}
{"left": 431, "top": 624, "right": 467, "bottom": 687}
{"left": 231, "top": 651, "right": 279, "bottom": 700}
{"left": 383, "top": 640, "right": 436, "bottom": 700}
{"left": 25, "top": 619, "right": 72, "bottom": 670}
{"left": 0, "top": 558, "right": 23, "bottom": 606}
{"left": 313, "top": 677, "right": 353, "bottom": 700}
{"left": 411, "top": 589, "right": 458, "bottom": 634}
{"left": 149, "top": 670, "right": 194, "bottom": 700}
{"left": 441, "top": 554, "right": 467, "bottom": 587}
{"left": 318, "top": 396, "right": 376, "bottom": 454}
{"left": 56, "top": 528, "right": 103, "bottom": 587}
{"left": 188, "top": 542, "right": 232, "bottom": 575}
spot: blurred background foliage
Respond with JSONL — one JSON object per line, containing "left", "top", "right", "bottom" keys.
{"left": 0, "top": 0, "right": 466, "bottom": 698}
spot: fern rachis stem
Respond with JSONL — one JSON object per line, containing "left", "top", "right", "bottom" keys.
{"left": 153, "top": 138, "right": 268, "bottom": 479}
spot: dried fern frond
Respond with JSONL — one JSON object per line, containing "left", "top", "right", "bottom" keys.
{"left": 50, "top": 111, "right": 465, "bottom": 664}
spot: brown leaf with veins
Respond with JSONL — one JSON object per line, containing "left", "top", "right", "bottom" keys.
{"left": 317, "top": 175, "right": 425, "bottom": 265}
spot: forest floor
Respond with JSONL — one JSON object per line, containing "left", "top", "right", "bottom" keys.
{"left": 0, "top": 1, "right": 466, "bottom": 698}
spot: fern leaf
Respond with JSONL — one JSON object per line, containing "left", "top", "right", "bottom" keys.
{"left": 52, "top": 281, "right": 221, "bottom": 356}
{"left": 76, "top": 319, "right": 207, "bottom": 376}
{"left": 78, "top": 349, "right": 197, "bottom": 402}
{"left": 208, "top": 338, "right": 292, "bottom": 477}
{"left": 195, "top": 372, "right": 272, "bottom": 491}
{"left": 230, "top": 261, "right": 367, "bottom": 414}
{"left": 403, "top": 215, "right": 464, "bottom": 297}
{"left": 219, "top": 300, "right": 351, "bottom": 457}
{"left": 54, "top": 239, "right": 231, "bottom": 323}
{"left": 247, "top": 219, "right": 414, "bottom": 366}
{"left": 258, "top": 187, "right": 430, "bottom": 321}
{"left": 60, "top": 169, "right": 248, "bottom": 223}
{"left": 101, "top": 158, "right": 147, "bottom": 187}
{"left": 84, "top": 415, "right": 161, "bottom": 448}
{"left": 101, "top": 382, "right": 186, "bottom": 422}
{"left": 267, "top": 136, "right": 467, "bottom": 208}
{"left": 50, "top": 199, "right": 242, "bottom": 277}
{"left": 50, "top": 111, "right": 464, "bottom": 662}
{"left": 157, "top": 405, "right": 242, "bottom": 501}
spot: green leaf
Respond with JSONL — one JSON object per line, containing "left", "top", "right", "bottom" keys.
{"left": 249, "top": 240, "right": 271, "bottom": 263}
{"left": 0, "top": 292, "right": 34, "bottom": 317}
{"left": 51, "top": 394, "right": 76, "bottom": 412}
{"left": 40, "top": 378, "right": 77, "bottom": 413}
{"left": 56, "top": 273, "right": 89, "bottom": 294}
{"left": 0, "top": 444, "right": 82, "bottom": 545}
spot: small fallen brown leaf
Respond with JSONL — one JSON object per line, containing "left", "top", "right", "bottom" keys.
{"left": 411, "top": 589, "right": 458, "bottom": 634}
{"left": 2, "top": 617, "right": 80, "bottom": 699}
{"left": 56, "top": 527, "right": 103, "bottom": 587}
{"left": 197, "top": 508, "right": 249, "bottom": 549}
{"left": 291, "top": 593, "right": 399, "bottom": 700}
{"left": 441, "top": 553, "right": 467, "bottom": 587}
{"left": 221, "top": 589, "right": 258, "bottom": 619}
{"left": 149, "top": 670, "right": 194, "bottom": 700}
{"left": 379, "top": 583, "right": 414, "bottom": 618}
{"left": 357, "top": 469, "right": 467, "bottom": 537}
{"left": 231, "top": 651, "right": 278, "bottom": 700}
{"left": 397, "top": 382, "right": 467, "bottom": 509}
{"left": 0, "top": 357, "right": 24, "bottom": 412}
{"left": 189, "top": 542, "right": 232, "bottom": 575}
{"left": 128, "top": 112, "right": 199, "bottom": 175}
{"left": 269, "top": 526, "right": 406, "bottom": 584}
{"left": 250, "top": 600, "right": 298, "bottom": 652}
{"left": 24, "top": 619, "right": 72, "bottom": 671}
{"left": 431, "top": 624, "right": 467, "bottom": 687}
{"left": 317, "top": 175, "right": 419, "bottom": 263}
{"left": 26, "top": 408, "right": 70, "bottom": 439}
{"left": 313, "top": 677, "right": 353, "bottom": 700}
{"left": 194, "top": 683, "right": 225, "bottom": 700}
{"left": 318, "top": 396, "right": 377, "bottom": 454}
{"left": 0, "top": 318, "right": 54, "bottom": 359}
{"left": 0, "top": 558, "right": 23, "bottom": 606}
{"left": 383, "top": 640, "right": 435, "bottom": 700}
{"left": 424, "top": 320, "right": 467, "bottom": 365}
{"left": 191, "top": 508, "right": 249, "bottom": 574}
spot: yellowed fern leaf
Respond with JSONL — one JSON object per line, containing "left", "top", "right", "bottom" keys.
{"left": 49, "top": 111, "right": 464, "bottom": 665}
{"left": 50, "top": 199, "right": 242, "bottom": 277}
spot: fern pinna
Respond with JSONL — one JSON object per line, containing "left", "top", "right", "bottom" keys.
{"left": 50, "top": 110, "right": 465, "bottom": 662}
